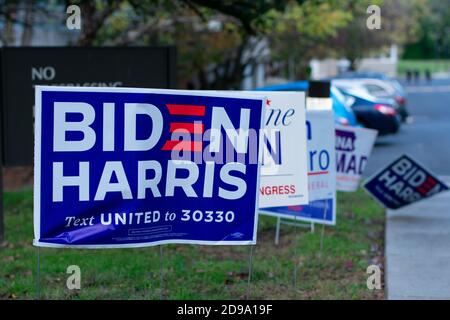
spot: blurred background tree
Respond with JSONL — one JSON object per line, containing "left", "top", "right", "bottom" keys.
{"left": 1, "top": 0, "right": 446, "bottom": 87}
{"left": 402, "top": 0, "right": 450, "bottom": 59}
{"left": 327, "top": 0, "right": 426, "bottom": 70}
{"left": 266, "top": 0, "right": 351, "bottom": 79}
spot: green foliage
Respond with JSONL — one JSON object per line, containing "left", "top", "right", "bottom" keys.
{"left": 402, "top": 0, "right": 450, "bottom": 59}
{"left": 320, "top": 0, "right": 428, "bottom": 68}
{"left": 181, "top": 0, "right": 297, "bottom": 34}
{"left": 2, "top": 0, "right": 445, "bottom": 83}
{"left": 398, "top": 59, "right": 450, "bottom": 75}
{"left": 402, "top": 36, "right": 437, "bottom": 60}
{"left": 69, "top": 0, "right": 354, "bottom": 86}
{"left": 266, "top": 0, "right": 352, "bottom": 78}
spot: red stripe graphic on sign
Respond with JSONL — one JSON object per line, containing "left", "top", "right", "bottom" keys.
{"left": 166, "top": 104, "right": 205, "bottom": 116}
{"left": 417, "top": 176, "right": 437, "bottom": 194}
{"left": 161, "top": 140, "right": 203, "bottom": 152}
{"left": 163, "top": 104, "right": 205, "bottom": 152}
{"left": 169, "top": 122, "right": 204, "bottom": 134}
{"left": 417, "top": 188, "right": 427, "bottom": 195}
{"left": 308, "top": 171, "right": 329, "bottom": 176}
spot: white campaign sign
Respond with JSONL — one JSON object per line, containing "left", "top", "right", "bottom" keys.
{"left": 257, "top": 91, "right": 308, "bottom": 208}
{"left": 335, "top": 125, "right": 378, "bottom": 192}
{"left": 260, "top": 110, "right": 336, "bottom": 225}
{"left": 306, "top": 110, "right": 336, "bottom": 202}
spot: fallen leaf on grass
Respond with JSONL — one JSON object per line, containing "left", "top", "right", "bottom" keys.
{"left": 48, "top": 277, "right": 62, "bottom": 284}
{"left": 342, "top": 211, "right": 355, "bottom": 219}
{"left": 344, "top": 260, "right": 354, "bottom": 270}
{"left": 0, "top": 241, "right": 14, "bottom": 249}
{"left": 225, "top": 271, "right": 249, "bottom": 285}
{"left": 22, "top": 270, "right": 32, "bottom": 277}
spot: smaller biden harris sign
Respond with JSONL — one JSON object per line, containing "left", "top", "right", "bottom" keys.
{"left": 364, "top": 154, "right": 449, "bottom": 209}
{"left": 34, "top": 86, "right": 265, "bottom": 248}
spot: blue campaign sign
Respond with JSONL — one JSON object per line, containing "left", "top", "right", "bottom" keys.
{"left": 364, "top": 154, "right": 449, "bottom": 209}
{"left": 34, "top": 86, "right": 265, "bottom": 248}
{"left": 259, "top": 199, "right": 334, "bottom": 224}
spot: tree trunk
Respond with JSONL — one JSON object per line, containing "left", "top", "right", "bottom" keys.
{"left": 2, "top": 3, "right": 16, "bottom": 45}
{"left": 75, "top": 2, "right": 118, "bottom": 46}
{"left": 75, "top": 2, "right": 96, "bottom": 46}
{"left": 21, "top": 0, "right": 34, "bottom": 46}
{"left": 349, "top": 58, "right": 357, "bottom": 71}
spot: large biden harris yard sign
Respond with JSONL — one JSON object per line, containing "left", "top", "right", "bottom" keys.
{"left": 34, "top": 87, "right": 265, "bottom": 248}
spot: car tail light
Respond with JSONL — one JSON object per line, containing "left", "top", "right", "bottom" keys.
{"left": 395, "top": 96, "right": 406, "bottom": 105}
{"left": 374, "top": 104, "right": 397, "bottom": 116}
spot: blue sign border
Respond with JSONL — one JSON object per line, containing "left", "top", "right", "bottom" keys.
{"left": 33, "top": 86, "right": 266, "bottom": 248}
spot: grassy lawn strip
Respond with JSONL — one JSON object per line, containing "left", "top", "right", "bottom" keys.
{"left": 398, "top": 59, "right": 450, "bottom": 76}
{"left": 0, "top": 188, "right": 385, "bottom": 299}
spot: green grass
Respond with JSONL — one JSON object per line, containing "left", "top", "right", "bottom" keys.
{"left": 0, "top": 189, "right": 385, "bottom": 300}
{"left": 398, "top": 59, "right": 450, "bottom": 76}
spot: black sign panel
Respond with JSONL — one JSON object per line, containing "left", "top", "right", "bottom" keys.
{"left": 0, "top": 46, "right": 176, "bottom": 166}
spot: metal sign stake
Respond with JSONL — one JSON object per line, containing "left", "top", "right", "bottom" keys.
{"left": 275, "top": 217, "right": 281, "bottom": 245}
{"left": 246, "top": 244, "right": 254, "bottom": 299}
{"left": 293, "top": 212, "right": 300, "bottom": 290}
{"left": 36, "top": 247, "right": 41, "bottom": 300}
{"left": 319, "top": 224, "right": 326, "bottom": 258}
{"left": 319, "top": 201, "right": 329, "bottom": 258}
{"left": 159, "top": 245, "right": 164, "bottom": 300}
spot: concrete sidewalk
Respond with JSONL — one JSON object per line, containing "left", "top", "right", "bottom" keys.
{"left": 386, "top": 176, "right": 450, "bottom": 299}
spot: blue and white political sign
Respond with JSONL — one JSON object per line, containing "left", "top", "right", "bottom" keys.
{"left": 364, "top": 154, "right": 449, "bottom": 209}
{"left": 335, "top": 125, "right": 377, "bottom": 192}
{"left": 33, "top": 86, "right": 265, "bottom": 248}
{"left": 260, "top": 110, "right": 336, "bottom": 225}
{"left": 258, "top": 92, "right": 309, "bottom": 208}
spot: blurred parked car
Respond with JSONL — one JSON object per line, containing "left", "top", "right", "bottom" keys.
{"left": 336, "top": 86, "right": 401, "bottom": 135}
{"left": 255, "top": 81, "right": 359, "bottom": 126}
{"left": 331, "top": 73, "right": 409, "bottom": 121}
{"left": 333, "top": 71, "right": 405, "bottom": 95}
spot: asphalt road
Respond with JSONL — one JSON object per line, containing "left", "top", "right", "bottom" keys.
{"left": 363, "top": 78, "right": 450, "bottom": 177}
{"left": 386, "top": 177, "right": 450, "bottom": 299}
